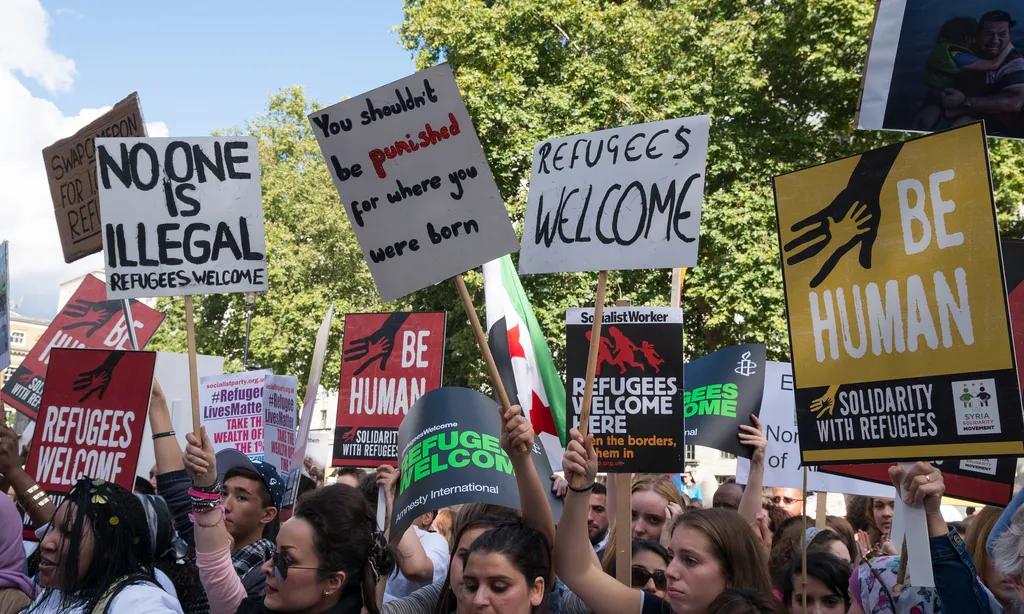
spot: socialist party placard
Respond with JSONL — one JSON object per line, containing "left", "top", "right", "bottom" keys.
{"left": 308, "top": 64, "right": 520, "bottom": 303}
{"left": 520, "top": 116, "right": 710, "bottom": 274}
{"left": 25, "top": 348, "right": 155, "bottom": 493}
{"left": 391, "top": 387, "right": 521, "bottom": 542}
{"left": 333, "top": 312, "right": 446, "bottom": 467}
{"left": 774, "top": 123, "right": 1024, "bottom": 463}
{"left": 565, "top": 307, "right": 684, "bottom": 473}
{"left": 95, "top": 136, "right": 268, "bottom": 299}
{"left": 683, "top": 344, "right": 766, "bottom": 458}
{"left": 1, "top": 275, "right": 164, "bottom": 420}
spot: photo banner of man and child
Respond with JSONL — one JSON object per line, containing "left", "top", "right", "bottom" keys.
{"left": 859, "top": 0, "right": 1024, "bottom": 139}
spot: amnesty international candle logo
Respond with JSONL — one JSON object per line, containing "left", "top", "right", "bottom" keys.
{"left": 774, "top": 122, "right": 1024, "bottom": 463}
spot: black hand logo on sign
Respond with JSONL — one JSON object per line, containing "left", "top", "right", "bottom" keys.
{"left": 783, "top": 144, "right": 902, "bottom": 289}
{"left": 74, "top": 352, "right": 125, "bottom": 402}
{"left": 343, "top": 312, "right": 411, "bottom": 376}
{"left": 62, "top": 299, "right": 122, "bottom": 337}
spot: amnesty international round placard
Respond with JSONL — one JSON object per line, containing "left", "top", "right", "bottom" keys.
{"left": 390, "top": 387, "right": 520, "bottom": 541}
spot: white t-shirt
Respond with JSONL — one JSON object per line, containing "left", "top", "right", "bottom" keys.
{"left": 22, "top": 578, "right": 182, "bottom": 614}
{"left": 383, "top": 526, "right": 450, "bottom": 604}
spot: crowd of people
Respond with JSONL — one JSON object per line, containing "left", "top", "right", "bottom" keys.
{"left": 1, "top": 380, "right": 1024, "bottom": 614}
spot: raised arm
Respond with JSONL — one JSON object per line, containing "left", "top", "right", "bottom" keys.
{"left": 150, "top": 379, "right": 184, "bottom": 473}
{"left": 502, "top": 404, "right": 555, "bottom": 547}
{"left": 0, "top": 421, "right": 55, "bottom": 527}
{"left": 556, "top": 428, "right": 641, "bottom": 614}
{"left": 737, "top": 415, "right": 767, "bottom": 524}
{"left": 378, "top": 465, "right": 434, "bottom": 582}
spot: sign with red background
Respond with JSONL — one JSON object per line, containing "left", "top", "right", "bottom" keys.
{"left": 24, "top": 348, "right": 155, "bottom": 494}
{"left": 1, "top": 274, "right": 163, "bottom": 419}
{"left": 333, "top": 312, "right": 445, "bottom": 467}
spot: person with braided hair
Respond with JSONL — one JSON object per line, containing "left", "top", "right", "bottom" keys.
{"left": 24, "top": 478, "right": 183, "bottom": 613}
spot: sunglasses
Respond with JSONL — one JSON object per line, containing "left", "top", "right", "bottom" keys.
{"left": 632, "top": 566, "right": 667, "bottom": 591}
{"left": 271, "top": 551, "right": 326, "bottom": 581}
{"left": 770, "top": 496, "right": 803, "bottom": 506}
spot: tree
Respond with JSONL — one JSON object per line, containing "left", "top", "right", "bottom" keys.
{"left": 398, "top": 0, "right": 1023, "bottom": 367}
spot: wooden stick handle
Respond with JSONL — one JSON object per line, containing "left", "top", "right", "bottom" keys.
{"left": 570, "top": 271, "right": 609, "bottom": 488}
{"left": 184, "top": 296, "right": 201, "bottom": 437}
{"left": 815, "top": 491, "right": 828, "bottom": 529}
{"left": 454, "top": 273, "right": 527, "bottom": 454}
{"left": 614, "top": 473, "right": 632, "bottom": 586}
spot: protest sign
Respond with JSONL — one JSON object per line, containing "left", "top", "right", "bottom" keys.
{"left": 283, "top": 306, "right": 334, "bottom": 506}
{"left": 333, "top": 312, "right": 445, "bottom": 467}
{"left": 24, "top": 348, "right": 154, "bottom": 493}
{"left": 0, "top": 241, "right": 8, "bottom": 371}
{"left": 391, "top": 387, "right": 521, "bottom": 542}
{"left": 308, "top": 63, "right": 520, "bottom": 303}
{"left": 1, "top": 275, "right": 164, "bottom": 420}
{"left": 565, "top": 307, "right": 684, "bottom": 473}
{"left": 263, "top": 375, "right": 298, "bottom": 474}
{"left": 1003, "top": 239, "right": 1024, "bottom": 396}
{"left": 95, "top": 136, "right": 267, "bottom": 299}
{"left": 42, "top": 93, "right": 145, "bottom": 263}
{"left": 819, "top": 458, "right": 1016, "bottom": 506}
{"left": 683, "top": 344, "right": 766, "bottom": 458}
{"left": 199, "top": 370, "right": 272, "bottom": 460}
{"left": 774, "top": 123, "right": 1023, "bottom": 463}
{"left": 519, "top": 116, "right": 710, "bottom": 274}
{"left": 735, "top": 362, "right": 906, "bottom": 498}
{"left": 857, "top": 1, "right": 1024, "bottom": 139}
{"left": 305, "top": 429, "right": 332, "bottom": 473}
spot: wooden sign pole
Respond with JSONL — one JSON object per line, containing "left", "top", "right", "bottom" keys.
{"left": 570, "top": 270, "right": 609, "bottom": 488}
{"left": 815, "top": 491, "right": 828, "bottom": 529}
{"left": 120, "top": 300, "right": 139, "bottom": 351}
{"left": 614, "top": 473, "right": 632, "bottom": 586}
{"left": 454, "top": 273, "right": 527, "bottom": 453}
{"left": 184, "top": 296, "right": 201, "bottom": 437}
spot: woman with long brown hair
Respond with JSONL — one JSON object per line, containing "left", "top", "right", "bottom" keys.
{"left": 965, "top": 506, "right": 1016, "bottom": 610}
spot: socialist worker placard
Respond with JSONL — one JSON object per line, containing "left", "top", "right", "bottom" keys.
{"left": 774, "top": 122, "right": 1023, "bottom": 464}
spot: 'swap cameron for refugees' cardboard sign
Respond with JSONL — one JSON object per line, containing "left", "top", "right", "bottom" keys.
{"left": 683, "top": 344, "right": 766, "bottom": 459}
{"left": 96, "top": 136, "right": 267, "bottom": 299}
{"left": 391, "top": 387, "right": 520, "bottom": 542}
{"left": 565, "top": 307, "right": 685, "bottom": 473}
{"left": 333, "top": 312, "right": 446, "bottom": 468}
{"left": 774, "top": 123, "right": 1024, "bottom": 464}
{"left": 308, "top": 63, "right": 520, "bottom": 303}
{"left": 1, "top": 275, "right": 164, "bottom": 420}
{"left": 519, "top": 116, "right": 710, "bottom": 274}
{"left": 43, "top": 93, "right": 145, "bottom": 263}
{"left": 24, "top": 348, "right": 154, "bottom": 493}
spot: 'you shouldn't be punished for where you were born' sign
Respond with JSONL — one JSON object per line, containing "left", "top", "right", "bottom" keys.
{"left": 308, "top": 63, "right": 520, "bottom": 303}
{"left": 774, "top": 123, "right": 1024, "bottom": 464}
{"left": 519, "top": 115, "right": 710, "bottom": 274}
{"left": 95, "top": 136, "right": 268, "bottom": 300}
{"left": 565, "top": 306, "right": 685, "bottom": 473}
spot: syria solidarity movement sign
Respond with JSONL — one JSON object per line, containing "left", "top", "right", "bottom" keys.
{"left": 774, "top": 123, "right": 1024, "bottom": 464}
{"left": 1, "top": 275, "right": 164, "bottom": 420}
{"left": 333, "top": 312, "right": 446, "bottom": 467}
{"left": 565, "top": 306, "right": 685, "bottom": 473}
{"left": 95, "top": 136, "right": 268, "bottom": 299}
{"left": 683, "top": 344, "right": 767, "bottom": 458}
{"left": 390, "top": 387, "right": 520, "bottom": 542}
{"left": 309, "top": 63, "right": 520, "bottom": 303}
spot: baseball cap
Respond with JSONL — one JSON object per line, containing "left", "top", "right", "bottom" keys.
{"left": 216, "top": 449, "right": 285, "bottom": 509}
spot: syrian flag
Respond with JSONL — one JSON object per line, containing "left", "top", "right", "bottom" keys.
{"left": 483, "top": 256, "right": 567, "bottom": 444}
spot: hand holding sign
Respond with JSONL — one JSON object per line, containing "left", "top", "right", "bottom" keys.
{"left": 562, "top": 428, "right": 598, "bottom": 489}
{"left": 501, "top": 405, "right": 534, "bottom": 459}
{"left": 738, "top": 415, "right": 767, "bottom": 464}
{"left": 184, "top": 427, "right": 218, "bottom": 490}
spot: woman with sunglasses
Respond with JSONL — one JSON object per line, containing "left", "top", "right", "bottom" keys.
{"left": 187, "top": 431, "right": 392, "bottom": 614}
{"left": 630, "top": 541, "right": 670, "bottom": 600}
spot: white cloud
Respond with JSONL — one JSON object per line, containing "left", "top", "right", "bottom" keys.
{"left": 0, "top": 0, "right": 168, "bottom": 319}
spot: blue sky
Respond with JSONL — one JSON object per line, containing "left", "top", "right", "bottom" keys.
{"left": 39, "top": 0, "right": 416, "bottom": 137}
{"left": 4, "top": 1, "right": 416, "bottom": 319}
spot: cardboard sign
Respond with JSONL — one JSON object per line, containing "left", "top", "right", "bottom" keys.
{"left": 24, "top": 348, "right": 154, "bottom": 493}
{"left": 95, "top": 136, "right": 267, "bottom": 299}
{"left": 43, "top": 93, "right": 145, "bottom": 263}
{"left": 391, "top": 387, "right": 521, "bottom": 542}
{"left": 308, "top": 63, "right": 520, "bottom": 303}
{"left": 857, "top": 1, "right": 1024, "bottom": 139}
{"left": 1, "top": 275, "right": 164, "bottom": 420}
{"left": 819, "top": 458, "right": 1015, "bottom": 506}
{"left": 735, "top": 362, "right": 904, "bottom": 498}
{"left": 774, "top": 123, "right": 1023, "bottom": 463}
{"left": 283, "top": 306, "right": 334, "bottom": 506}
{"left": 263, "top": 375, "right": 298, "bottom": 474}
{"left": 0, "top": 241, "right": 8, "bottom": 372}
{"left": 683, "top": 344, "right": 767, "bottom": 458}
{"left": 1003, "top": 239, "right": 1024, "bottom": 396}
{"left": 565, "top": 307, "right": 685, "bottom": 473}
{"left": 333, "top": 312, "right": 446, "bottom": 467}
{"left": 519, "top": 116, "right": 710, "bottom": 274}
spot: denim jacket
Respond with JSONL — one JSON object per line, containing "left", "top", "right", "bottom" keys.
{"left": 932, "top": 528, "right": 1002, "bottom": 613}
